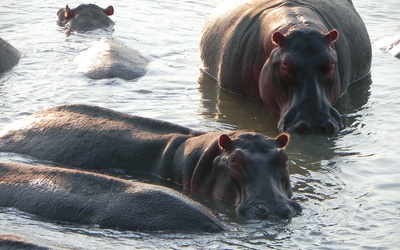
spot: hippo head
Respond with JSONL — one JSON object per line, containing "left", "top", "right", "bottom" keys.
{"left": 259, "top": 28, "right": 342, "bottom": 133}
{"left": 56, "top": 4, "right": 114, "bottom": 31}
{"left": 190, "top": 132, "right": 301, "bottom": 219}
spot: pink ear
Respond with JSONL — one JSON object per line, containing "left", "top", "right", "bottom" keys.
{"left": 104, "top": 6, "right": 114, "bottom": 16}
{"left": 276, "top": 133, "right": 290, "bottom": 148}
{"left": 218, "top": 134, "right": 232, "bottom": 151}
{"left": 326, "top": 29, "right": 339, "bottom": 43}
{"left": 272, "top": 32, "right": 286, "bottom": 47}
{"left": 65, "top": 5, "right": 74, "bottom": 19}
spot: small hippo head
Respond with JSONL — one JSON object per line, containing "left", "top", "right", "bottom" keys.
{"left": 190, "top": 132, "right": 301, "bottom": 219}
{"left": 259, "top": 28, "right": 342, "bottom": 134}
{"left": 57, "top": 4, "right": 114, "bottom": 32}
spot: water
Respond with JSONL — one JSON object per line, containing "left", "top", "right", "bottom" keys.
{"left": 0, "top": 0, "right": 399, "bottom": 249}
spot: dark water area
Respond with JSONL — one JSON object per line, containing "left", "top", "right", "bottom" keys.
{"left": 0, "top": 0, "right": 399, "bottom": 249}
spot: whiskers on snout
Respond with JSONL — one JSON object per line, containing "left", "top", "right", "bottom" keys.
{"left": 236, "top": 200, "right": 302, "bottom": 220}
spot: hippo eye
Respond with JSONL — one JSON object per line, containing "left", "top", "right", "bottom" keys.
{"left": 229, "top": 156, "right": 237, "bottom": 165}
{"left": 282, "top": 60, "right": 288, "bottom": 68}
{"left": 326, "top": 62, "right": 336, "bottom": 76}
{"left": 280, "top": 59, "right": 291, "bottom": 79}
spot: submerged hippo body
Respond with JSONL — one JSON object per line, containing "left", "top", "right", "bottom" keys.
{"left": 200, "top": 0, "right": 372, "bottom": 133}
{"left": 0, "top": 235, "right": 48, "bottom": 250}
{"left": 0, "top": 104, "right": 301, "bottom": 219}
{"left": 75, "top": 38, "right": 148, "bottom": 80}
{"left": 376, "top": 34, "right": 400, "bottom": 59}
{"left": 57, "top": 4, "right": 114, "bottom": 33}
{"left": 0, "top": 161, "right": 224, "bottom": 232}
{"left": 0, "top": 38, "right": 20, "bottom": 74}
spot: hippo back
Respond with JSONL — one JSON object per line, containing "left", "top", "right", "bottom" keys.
{"left": 0, "top": 104, "right": 203, "bottom": 175}
{"left": 0, "top": 161, "right": 225, "bottom": 232}
{"left": 0, "top": 38, "right": 20, "bottom": 74}
{"left": 75, "top": 38, "right": 148, "bottom": 80}
{"left": 200, "top": 0, "right": 371, "bottom": 97}
{"left": 296, "top": 0, "right": 372, "bottom": 85}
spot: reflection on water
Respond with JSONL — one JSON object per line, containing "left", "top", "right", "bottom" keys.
{"left": 198, "top": 71, "right": 280, "bottom": 135}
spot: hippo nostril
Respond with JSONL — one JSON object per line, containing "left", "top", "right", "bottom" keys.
{"left": 253, "top": 204, "right": 269, "bottom": 219}
{"left": 324, "top": 121, "right": 336, "bottom": 133}
{"left": 242, "top": 204, "right": 270, "bottom": 219}
{"left": 277, "top": 202, "right": 301, "bottom": 219}
{"left": 280, "top": 206, "right": 295, "bottom": 219}
{"left": 294, "top": 122, "right": 310, "bottom": 133}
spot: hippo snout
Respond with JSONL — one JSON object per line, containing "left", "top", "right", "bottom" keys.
{"left": 244, "top": 204, "right": 270, "bottom": 219}
{"left": 290, "top": 119, "right": 340, "bottom": 134}
{"left": 236, "top": 200, "right": 302, "bottom": 219}
{"left": 278, "top": 106, "right": 342, "bottom": 134}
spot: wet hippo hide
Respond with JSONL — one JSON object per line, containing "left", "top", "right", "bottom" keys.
{"left": 200, "top": 0, "right": 372, "bottom": 133}
{"left": 376, "top": 34, "right": 400, "bottom": 59}
{"left": 0, "top": 161, "right": 225, "bottom": 232}
{"left": 0, "top": 38, "right": 20, "bottom": 74}
{"left": 56, "top": 4, "right": 147, "bottom": 80}
{"left": 0, "top": 104, "right": 301, "bottom": 219}
{"left": 75, "top": 38, "right": 148, "bottom": 80}
{"left": 57, "top": 4, "right": 114, "bottom": 33}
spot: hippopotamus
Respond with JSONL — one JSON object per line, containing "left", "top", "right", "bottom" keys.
{"left": 0, "top": 38, "right": 20, "bottom": 74}
{"left": 376, "top": 34, "right": 400, "bottom": 59}
{"left": 0, "top": 235, "right": 48, "bottom": 250}
{"left": 0, "top": 161, "right": 225, "bottom": 232}
{"left": 75, "top": 38, "right": 148, "bottom": 80}
{"left": 57, "top": 4, "right": 114, "bottom": 33}
{"left": 0, "top": 104, "right": 301, "bottom": 219}
{"left": 199, "top": 0, "right": 372, "bottom": 133}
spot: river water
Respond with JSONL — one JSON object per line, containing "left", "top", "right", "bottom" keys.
{"left": 0, "top": 0, "right": 399, "bottom": 249}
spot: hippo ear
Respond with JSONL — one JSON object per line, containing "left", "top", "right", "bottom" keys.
{"left": 190, "top": 140, "right": 222, "bottom": 193}
{"left": 272, "top": 32, "right": 286, "bottom": 47}
{"left": 276, "top": 133, "right": 290, "bottom": 148}
{"left": 326, "top": 29, "right": 339, "bottom": 44}
{"left": 104, "top": 6, "right": 114, "bottom": 16}
{"left": 218, "top": 134, "right": 232, "bottom": 151}
{"left": 65, "top": 5, "right": 74, "bottom": 19}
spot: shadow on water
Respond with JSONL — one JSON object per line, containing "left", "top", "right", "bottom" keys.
{"left": 335, "top": 74, "right": 372, "bottom": 133}
{"left": 197, "top": 70, "right": 280, "bottom": 135}
{"left": 197, "top": 71, "right": 372, "bottom": 204}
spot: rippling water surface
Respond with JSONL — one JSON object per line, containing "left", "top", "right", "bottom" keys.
{"left": 0, "top": 0, "right": 399, "bottom": 249}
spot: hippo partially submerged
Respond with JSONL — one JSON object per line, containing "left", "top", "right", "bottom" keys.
{"left": 376, "top": 34, "right": 400, "bottom": 59}
{"left": 0, "top": 38, "right": 20, "bottom": 74}
{"left": 0, "top": 161, "right": 224, "bottom": 232}
{"left": 75, "top": 38, "right": 148, "bottom": 80}
{"left": 0, "top": 104, "right": 301, "bottom": 219}
{"left": 57, "top": 4, "right": 114, "bottom": 33}
{"left": 0, "top": 235, "right": 48, "bottom": 250}
{"left": 56, "top": 4, "right": 148, "bottom": 80}
{"left": 200, "top": 0, "right": 372, "bottom": 133}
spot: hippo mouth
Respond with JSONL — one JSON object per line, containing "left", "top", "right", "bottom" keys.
{"left": 235, "top": 186, "right": 243, "bottom": 207}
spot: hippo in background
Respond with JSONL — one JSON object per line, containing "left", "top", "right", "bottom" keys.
{"left": 376, "top": 34, "right": 400, "bottom": 59}
{"left": 0, "top": 38, "right": 20, "bottom": 74}
{"left": 0, "top": 161, "right": 225, "bottom": 232}
{"left": 0, "top": 104, "right": 301, "bottom": 220}
{"left": 75, "top": 38, "right": 148, "bottom": 80}
{"left": 199, "top": 0, "right": 372, "bottom": 133}
{"left": 57, "top": 4, "right": 114, "bottom": 33}
{"left": 56, "top": 4, "right": 148, "bottom": 80}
